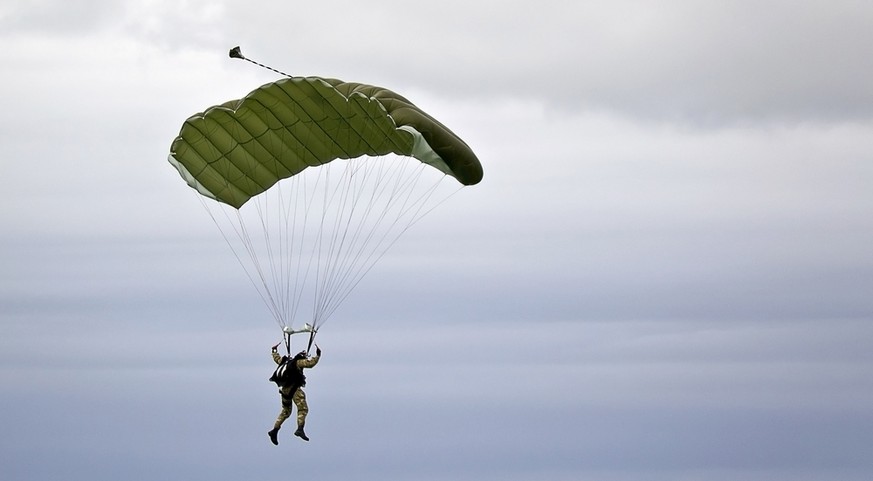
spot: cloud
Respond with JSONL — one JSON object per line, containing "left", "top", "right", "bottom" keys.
{"left": 2, "top": 3, "right": 873, "bottom": 480}
{"left": 207, "top": 1, "right": 873, "bottom": 124}
{"left": 0, "top": 0, "right": 225, "bottom": 48}
{"left": 0, "top": 0, "right": 123, "bottom": 34}
{"left": 7, "top": 1, "right": 873, "bottom": 127}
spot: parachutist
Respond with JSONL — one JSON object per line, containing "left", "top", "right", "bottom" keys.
{"left": 268, "top": 343, "right": 322, "bottom": 444}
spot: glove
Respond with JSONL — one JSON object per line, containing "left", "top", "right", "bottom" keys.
{"left": 315, "top": 345, "right": 322, "bottom": 356}
{"left": 271, "top": 342, "right": 281, "bottom": 351}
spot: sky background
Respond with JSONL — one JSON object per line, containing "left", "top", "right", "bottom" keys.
{"left": 2, "top": 1, "right": 873, "bottom": 480}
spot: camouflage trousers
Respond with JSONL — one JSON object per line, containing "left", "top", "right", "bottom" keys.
{"left": 274, "top": 385, "right": 308, "bottom": 430}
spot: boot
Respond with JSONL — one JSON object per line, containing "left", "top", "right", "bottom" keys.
{"left": 294, "top": 424, "right": 309, "bottom": 441}
{"left": 268, "top": 427, "right": 280, "bottom": 445}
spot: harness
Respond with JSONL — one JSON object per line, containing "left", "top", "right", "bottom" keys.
{"left": 270, "top": 354, "right": 307, "bottom": 392}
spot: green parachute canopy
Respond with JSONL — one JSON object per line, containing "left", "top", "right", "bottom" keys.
{"left": 169, "top": 77, "right": 483, "bottom": 209}
{"left": 167, "top": 67, "right": 482, "bottom": 336}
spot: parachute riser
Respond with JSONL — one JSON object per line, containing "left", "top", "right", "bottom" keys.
{"left": 306, "top": 329, "right": 317, "bottom": 356}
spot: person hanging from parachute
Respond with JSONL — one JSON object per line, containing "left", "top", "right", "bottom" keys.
{"left": 166, "top": 47, "right": 483, "bottom": 445}
{"left": 268, "top": 341, "right": 321, "bottom": 444}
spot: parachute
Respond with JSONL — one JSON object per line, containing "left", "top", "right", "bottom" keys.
{"left": 167, "top": 50, "right": 482, "bottom": 345}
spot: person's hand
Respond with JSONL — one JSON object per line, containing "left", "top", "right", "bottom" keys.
{"left": 271, "top": 342, "right": 281, "bottom": 351}
{"left": 315, "top": 344, "right": 322, "bottom": 356}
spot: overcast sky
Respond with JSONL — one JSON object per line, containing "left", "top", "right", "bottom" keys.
{"left": 2, "top": 1, "right": 873, "bottom": 480}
